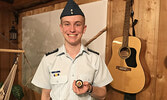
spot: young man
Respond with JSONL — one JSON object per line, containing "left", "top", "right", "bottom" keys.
{"left": 31, "top": 0, "right": 113, "bottom": 100}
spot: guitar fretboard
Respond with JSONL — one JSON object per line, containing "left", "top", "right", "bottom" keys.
{"left": 122, "top": 0, "right": 132, "bottom": 47}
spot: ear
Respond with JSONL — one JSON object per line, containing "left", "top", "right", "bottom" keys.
{"left": 59, "top": 24, "right": 63, "bottom": 33}
{"left": 83, "top": 25, "right": 87, "bottom": 34}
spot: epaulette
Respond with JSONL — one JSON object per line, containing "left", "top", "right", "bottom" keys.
{"left": 87, "top": 48, "right": 99, "bottom": 55}
{"left": 45, "top": 48, "right": 59, "bottom": 56}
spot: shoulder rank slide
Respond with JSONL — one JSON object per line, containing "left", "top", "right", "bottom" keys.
{"left": 46, "top": 48, "right": 59, "bottom": 56}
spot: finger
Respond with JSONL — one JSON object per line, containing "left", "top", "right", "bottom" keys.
{"left": 73, "top": 80, "right": 77, "bottom": 92}
{"left": 83, "top": 81, "right": 89, "bottom": 86}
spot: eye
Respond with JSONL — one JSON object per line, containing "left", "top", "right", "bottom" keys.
{"left": 75, "top": 21, "right": 83, "bottom": 27}
{"left": 75, "top": 22, "right": 83, "bottom": 26}
{"left": 64, "top": 23, "right": 70, "bottom": 26}
{"left": 62, "top": 22, "right": 70, "bottom": 26}
{"left": 76, "top": 24, "right": 81, "bottom": 26}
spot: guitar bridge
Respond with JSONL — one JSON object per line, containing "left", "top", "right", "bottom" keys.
{"left": 116, "top": 66, "right": 131, "bottom": 71}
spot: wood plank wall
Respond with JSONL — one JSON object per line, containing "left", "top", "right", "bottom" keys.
{"left": 0, "top": 1, "right": 19, "bottom": 100}
{"left": 0, "top": 2, "right": 11, "bottom": 82}
{"left": 1, "top": 0, "right": 167, "bottom": 100}
{"left": 0, "top": 2, "right": 18, "bottom": 84}
{"left": 155, "top": 0, "right": 167, "bottom": 99}
{"left": 105, "top": 0, "right": 167, "bottom": 100}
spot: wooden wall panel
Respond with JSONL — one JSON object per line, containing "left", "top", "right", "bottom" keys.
{"left": 156, "top": 0, "right": 167, "bottom": 99}
{"left": 0, "top": 2, "right": 12, "bottom": 82}
{"left": 0, "top": 1, "right": 19, "bottom": 100}
{"left": 105, "top": 0, "right": 164, "bottom": 100}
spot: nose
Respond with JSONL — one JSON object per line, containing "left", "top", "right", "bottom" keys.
{"left": 70, "top": 25, "right": 76, "bottom": 33}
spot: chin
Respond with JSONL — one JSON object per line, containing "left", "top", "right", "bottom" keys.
{"left": 69, "top": 42, "right": 81, "bottom": 46}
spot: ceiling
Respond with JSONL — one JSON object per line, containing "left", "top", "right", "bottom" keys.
{"left": 0, "top": 0, "right": 67, "bottom": 12}
{"left": 0, "top": 0, "right": 14, "bottom": 4}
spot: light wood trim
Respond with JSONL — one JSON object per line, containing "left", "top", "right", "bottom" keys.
{"left": 0, "top": 49, "right": 25, "bottom": 53}
{"left": 105, "top": 0, "right": 113, "bottom": 65}
{"left": 84, "top": 27, "right": 107, "bottom": 47}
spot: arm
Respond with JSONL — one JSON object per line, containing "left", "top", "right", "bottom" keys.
{"left": 90, "top": 85, "right": 106, "bottom": 100}
{"left": 73, "top": 81, "right": 107, "bottom": 100}
{"left": 41, "top": 89, "right": 51, "bottom": 100}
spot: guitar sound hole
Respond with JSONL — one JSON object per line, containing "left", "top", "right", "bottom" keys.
{"left": 119, "top": 47, "right": 131, "bottom": 59}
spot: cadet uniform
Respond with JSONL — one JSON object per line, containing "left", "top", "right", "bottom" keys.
{"left": 32, "top": 0, "right": 113, "bottom": 99}
{"left": 32, "top": 44, "right": 113, "bottom": 100}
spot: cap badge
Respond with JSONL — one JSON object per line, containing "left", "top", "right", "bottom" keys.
{"left": 71, "top": 9, "right": 73, "bottom": 15}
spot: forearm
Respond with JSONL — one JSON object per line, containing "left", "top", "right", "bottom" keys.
{"left": 90, "top": 86, "right": 107, "bottom": 100}
{"left": 41, "top": 89, "right": 51, "bottom": 100}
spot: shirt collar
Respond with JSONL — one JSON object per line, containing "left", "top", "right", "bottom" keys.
{"left": 56, "top": 44, "right": 89, "bottom": 56}
{"left": 56, "top": 45, "right": 65, "bottom": 56}
{"left": 80, "top": 44, "right": 89, "bottom": 55}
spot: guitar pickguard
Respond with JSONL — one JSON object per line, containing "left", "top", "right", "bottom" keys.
{"left": 125, "top": 48, "right": 137, "bottom": 68}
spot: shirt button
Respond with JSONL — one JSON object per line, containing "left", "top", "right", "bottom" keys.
{"left": 72, "top": 74, "right": 74, "bottom": 77}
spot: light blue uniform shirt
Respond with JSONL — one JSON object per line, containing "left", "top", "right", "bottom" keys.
{"left": 32, "top": 44, "right": 113, "bottom": 100}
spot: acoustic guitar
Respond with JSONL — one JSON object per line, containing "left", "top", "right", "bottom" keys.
{"left": 108, "top": 0, "right": 149, "bottom": 94}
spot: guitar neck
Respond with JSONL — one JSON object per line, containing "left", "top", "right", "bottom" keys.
{"left": 122, "top": 0, "right": 132, "bottom": 47}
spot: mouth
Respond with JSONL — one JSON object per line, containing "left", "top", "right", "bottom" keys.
{"left": 67, "top": 34, "right": 78, "bottom": 37}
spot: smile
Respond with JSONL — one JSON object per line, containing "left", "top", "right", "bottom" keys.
{"left": 68, "top": 34, "right": 78, "bottom": 37}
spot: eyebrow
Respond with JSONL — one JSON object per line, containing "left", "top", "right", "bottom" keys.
{"left": 62, "top": 21, "right": 69, "bottom": 24}
{"left": 62, "top": 21, "right": 83, "bottom": 24}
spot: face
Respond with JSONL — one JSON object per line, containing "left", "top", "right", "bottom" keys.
{"left": 60, "top": 15, "right": 87, "bottom": 46}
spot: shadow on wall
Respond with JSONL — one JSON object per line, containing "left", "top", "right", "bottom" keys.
{"left": 22, "top": 16, "right": 63, "bottom": 94}
{"left": 164, "top": 56, "right": 167, "bottom": 69}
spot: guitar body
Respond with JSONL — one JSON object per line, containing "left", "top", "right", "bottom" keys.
{"left": 108, "top": 36, "right": 145, "bottom": 93}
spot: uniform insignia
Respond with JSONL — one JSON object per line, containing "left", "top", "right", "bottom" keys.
{"left": 45, "top": 48, "right": 59, "bottom": 56}
{"left": 87, "top": 48, "right": 99, "bottom": 55}
{"left": 51, "top": 70, "right": 61, "bottom": 77}
{"left": 71, "top": 9, "right": 73, "bottom": 14}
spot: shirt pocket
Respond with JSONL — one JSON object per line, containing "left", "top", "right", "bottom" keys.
{"left": 50, "top": 75, "right": 68, "bottom": 85}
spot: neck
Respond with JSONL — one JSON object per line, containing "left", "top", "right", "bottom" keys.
{"left": 65, "top": 43, "right": 81, "bottom": 59}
